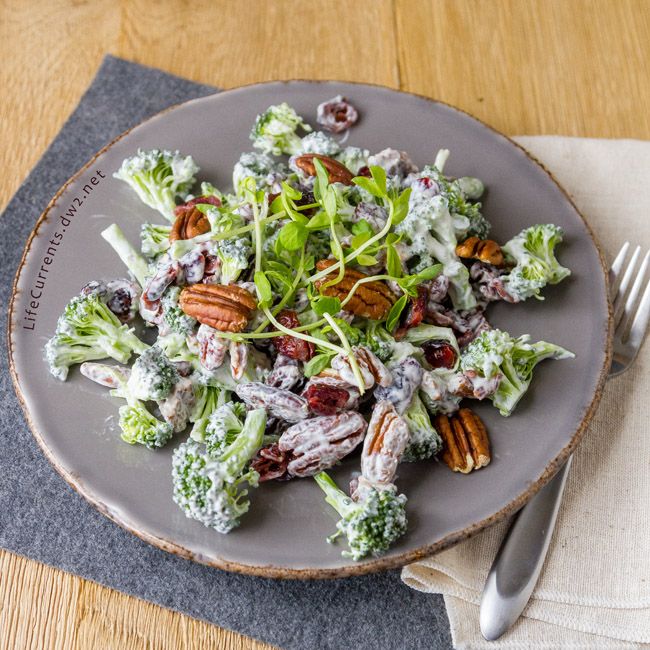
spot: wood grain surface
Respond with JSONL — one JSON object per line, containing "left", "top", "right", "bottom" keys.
{"left": 1, "top": 1, "right": 649, "bottom": 648}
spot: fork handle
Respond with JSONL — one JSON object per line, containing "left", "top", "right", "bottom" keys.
{"left": 479, "top": 456, "right": 573, "bottom": 640}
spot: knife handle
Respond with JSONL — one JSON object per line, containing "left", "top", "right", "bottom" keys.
{"left": 479, "top": 456, "right": 573, "bottom": 640}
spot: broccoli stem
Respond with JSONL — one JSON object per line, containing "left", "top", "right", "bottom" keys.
{"left": 220, "top": 407, "right": 266, "bottom": 469}
{"left": 433, "top": 148, "right": 450, "bottom": 173}
{"left": 101, "top": 223, "right": 150, "bottom": 288}
{"left": 314, "top": 472, "right": 354, "bottom": 518}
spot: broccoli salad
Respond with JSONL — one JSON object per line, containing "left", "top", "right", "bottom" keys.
{"left": 45, "top": 96, "right": 574, "bottom": 561}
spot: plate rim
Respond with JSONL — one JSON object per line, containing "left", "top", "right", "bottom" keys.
{"left": 7, "top": 79, "right": 613, "bottom": 579}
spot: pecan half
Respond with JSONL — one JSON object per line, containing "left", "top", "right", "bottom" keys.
{"left": 361, "top": 400, "right": 410, "bottom": 485}
{"left": 456, "top": 237, "right": 504, "bottom": 267}
{"left": 330, "top": 346, "right": 392, "bottom": 390}
{"left": 314, "top": 259, "right": 396, "bottom": 320}
{"left": 170, "top": 206, "right": 211, "bottom": 242}
{"left": 179, "top": 283, "right": 256, "bottom": 332}
{"left": 235, "top": 382, "right": 309, "bottom": 422}
{"left": 294, "top": 154, "right": 354, "bottom": 185}
{"left": 266, "top": 354, "right": 302, "bottom": 391}
{"left": 433, "top": 407, "right": 491, "bottom": 473}
{"left": 279, "top": 412, "right": 367, "bottom": 477}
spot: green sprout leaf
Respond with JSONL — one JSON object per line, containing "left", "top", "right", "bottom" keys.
{"left": 278, "top": 221, "right": 308, "bottom": 251}
{"left": 311, "top": 295, "right": 342, "bottom": 316}
{"left": 386, "top": 294, "right": 409, "bottom": 332}
{"left": 370, "top": 165, "right": 387, "bottom": 195}
{"left": 304, "top": 352, "right": 335, "bottom": 377}
{"left": 356, "top": 254, "right": 378, "bottom": 266}
{"left": 391, "top": 187, "right": 412, "bottom": 225}
{"left": 254, "top": 271, "right": 273, "bottom": 308}
{"left": 352, "top": 176, "right": 382, "bottom": 198}
{"left": 385, "top": 243, "right": 402, "bottom": 278}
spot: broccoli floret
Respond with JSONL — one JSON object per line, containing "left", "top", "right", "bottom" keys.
{"left": 217, "top": 238, "right": 252, "bottom": 285}
{"left": 156, "top": 332, "right": 198, "bottom": 366}
{"left": 160, "top": 286, "right": 197, "bottom": 336}
{"left": 314, "top": 472, "right": 408, "bottom": 560}
{"left": 113, "top": 149, "right": 198, "bottom": 221}
{"left": 119, "top": 403, "right": 174, "bottom": 448}
{"left": 172, "top": 408, "right": 266, "bottom": 533}
{"left": 299, "top": 131, "right": 341, "bottom": 156}
{"left": 336, "top": 146, "right": 370, "bottom": 175}
{"left": 203, "top": 401, "right": 248, "bottom": 456}
{"left": 127, "top": 346, "right": 179, "bottom": 401}
{"left": 45, "top": 293, "right": 148, "bottom": 381}
{"left": 395, "top": 192, "right": 477, "bottom": 311}
{"left": 419, "top": 160, "right": 490, "bottom": 240}
{"left": 501, "top": 224, "right": 571, "bottom": 301}
{"left": 189, "top": 385, "right": 229, "bottom": 443}
{"left": 250, "top": 103, "right": 311, "bottom": 156}
{"left": 80, "top": 362, "right": 173, "bottom": 449}
{"left": 141, "top": 223, "right": 172, "bottom": 259}
{"left": 363, "top": 322, "right": 396, "bottom": 362}
{"left": 460, "top": 329, "right": 574, "bottom": 416}
{"left": 232, "top": 151, "right": 286, "bottom": 197}
{"left": 402, "top": 393, "right": 442, "bottom": 462}
{"left": 101, "top": 223, "right": 151, "bottom": 288}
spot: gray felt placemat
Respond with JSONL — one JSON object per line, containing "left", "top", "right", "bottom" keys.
{"left": 0, "top": 56, "right": 452, "bottom": 650}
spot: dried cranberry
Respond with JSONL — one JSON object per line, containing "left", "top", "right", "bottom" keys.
{"left": 422, "top": 341, "right": 457, "bottom": 369}
{"left": 394, "top": 287, "right": 427, "bottom": 339}
{"left": 275, "top": 310, "right": 315, "bottom": 361}
{"left": 304, "top": 383, "right": 350, "bottom": 415}
{"left": 107, "top": 287, "right": 133, "bottom": 319}
{"left": 357, "top": 166, "right": 372, "bottom": 178}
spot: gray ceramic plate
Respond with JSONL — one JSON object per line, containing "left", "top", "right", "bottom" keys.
{"left": 9, "top": 81, "right": 611, "bottom": 578}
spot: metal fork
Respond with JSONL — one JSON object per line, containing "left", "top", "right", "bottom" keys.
{"left": 479, "top": 241, "right": 650, "bottom": 640}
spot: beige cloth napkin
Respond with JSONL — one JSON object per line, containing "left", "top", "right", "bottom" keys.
{"left": 402, "top": 136, "right": 650, "bottom": 648}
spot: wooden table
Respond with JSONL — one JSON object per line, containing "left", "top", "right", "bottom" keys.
{"left": 1, "top": 1, "right": 649, "bottom": 647}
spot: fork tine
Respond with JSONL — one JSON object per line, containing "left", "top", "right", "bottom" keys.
{"left": 628, "top": 273, "right": 650, "bottom": 349}
{"left": 618, "top": 250, "right": 650, "bottom": 335}
{"left": 609, "top": 241, "right": 630, "bottom": 300}
{"left": 613, "top": 245, "right": 641, "bottom": 327}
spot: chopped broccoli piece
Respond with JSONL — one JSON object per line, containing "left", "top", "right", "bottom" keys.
{"left": 140, "top": 223, "right": 171, "bottom": 259}
{"left": 336, "top": 146, "right": 370, "bottom": 175}
{"left": 232, "top": 151, "right": 286, "bottom": 197}
{"left": 80, "top": 362, "right": 173, "bottom": 448}
{"left": 419, "top": 162, "right": 490, "bottom": 240}
{"left": 501, "top": 224, "right": 571, "bottom": 301}
{"left": 45, "top": 293, "right": 148, "bottom": 381}
{"left": 363, "top": 322, "right": 396, "bottom": 362}
{"left": 315, "top": 472, "right": 407, "bottom": 560}
{"left": 203, "top": 401, "right": 248, "bottom": 456}
{"left": 460, "top": 329, "right": 574, "bottom": 416}
{"left": 156, "top": 332, "right": 198, "bottom": 366}
{"left": 119, "top": 403, "right": 173, "bottom": 449}
{"left": 189, "top": 384, "right": 229, "bottom": 443}
{"left": 250, "top": 103, "right": 311, "bottom": 156}
{"left": 101, "top": 223, "right": 151, "bottom": 288}
{"left": 113, "top": 149, "right": 198, "bottom": 221}
{"left": 127, "top": 346, "right": 179, "bottom": 401}
{"left": 172, "top": 408, "right": 267, "bottom": 533}
{"left": 299, "top": 131, "right": 341, "bottom": 156}
{"left": 395, "top": 191, "right": 477, "bottom": 311}
{"left": 217, "top": 238, "right": 252, "bottom": 285}
{"left": 161, "top": 286, "right": 197, "bottom": 336}
{"left": 402, "top": 393, "right": 442, "bottom": 462}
